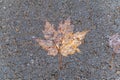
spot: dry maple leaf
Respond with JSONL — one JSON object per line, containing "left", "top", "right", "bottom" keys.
{"left": 33, "top": 18, "right": 89, "bottom": 56}
{"left": 109, "top": 33, "right": 120, "bottom": 53}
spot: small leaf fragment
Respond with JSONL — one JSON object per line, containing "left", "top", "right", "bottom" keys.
{"left": 109, "top": 33, "right": 120, "bottom": 53}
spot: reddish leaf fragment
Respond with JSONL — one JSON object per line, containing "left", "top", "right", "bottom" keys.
{"left": 109, "top": 33, "right": 120, "bottom": 53}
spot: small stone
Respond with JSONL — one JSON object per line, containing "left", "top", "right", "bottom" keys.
{"left": 9, "top": 4, "right": 12, "bottom": 7}
{"left": 116, "top": 70, "right": 120, "bottom": 74}
{"left": 30, "top": 59, "right": 34, "bottom": 64}
{"left": 27, "top": 63, "right": 30, "bottom": 66}
{"left": 15, "top": 28, "right": 19, "bottom": 32}
{"left": 101, "top": 43, "right": 104, "bottom": 45}
{"left": 3, "top": 6, "right": 6, "bottom": 9}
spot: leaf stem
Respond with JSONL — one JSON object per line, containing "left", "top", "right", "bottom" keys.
{"left": 58, "top": 53, "right": 62, "bottom": 70}
{"left": 52, "top": 40, "right": 63, "bottom": 70}
{"left": 58, "top": 53, "right": 63, "bottom": 80}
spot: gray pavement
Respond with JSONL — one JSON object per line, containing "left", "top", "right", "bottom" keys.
{"left": 0, "top": 0, "right": 120, "bottom": 80}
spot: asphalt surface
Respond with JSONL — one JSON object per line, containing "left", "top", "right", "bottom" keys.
{"left": 0, "top": 0, "right": 120, "bottom": 80}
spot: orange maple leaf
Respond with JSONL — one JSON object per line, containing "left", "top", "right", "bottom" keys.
{"left": 33, "top": 18, "right": 89, "bottom": 56}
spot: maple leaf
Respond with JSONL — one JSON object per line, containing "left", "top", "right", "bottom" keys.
{"left": 109, "top": 33, "right": 120, "bottom": 53}
{"left": 33, "top": 18, "right": 89, "bottom": 56}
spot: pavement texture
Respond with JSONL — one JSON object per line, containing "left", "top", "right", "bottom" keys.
{"left": 0, "top": 0, "right": 120, "bottom": 80}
